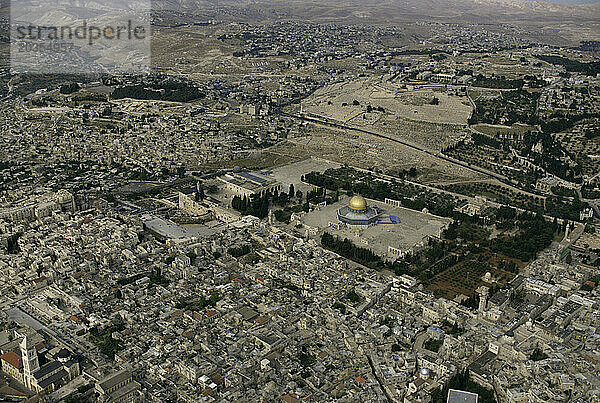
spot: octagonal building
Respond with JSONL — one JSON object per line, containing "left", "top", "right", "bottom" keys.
{"left": 337, "top": 195, "right": 380, "bottom": 228}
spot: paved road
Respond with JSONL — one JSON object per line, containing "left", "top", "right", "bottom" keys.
{"left": 366, "top": 353, "right": 393, "bottom": 403}
{"left": 4, "top": 306, "right": 84, "bottom": 356}
{"left": 5, "top": 306, "right": 47, "bottom": 331}
{"left": 279, "top": 111, "right": 565, "bottom": 209}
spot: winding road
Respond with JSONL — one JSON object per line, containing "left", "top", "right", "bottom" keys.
{"left": 278, "top": 110, "right": 538, "bottom": 197}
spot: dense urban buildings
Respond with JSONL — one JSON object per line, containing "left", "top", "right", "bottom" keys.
{"left": 0, "top": 0, "right": 599, "bottom": 402}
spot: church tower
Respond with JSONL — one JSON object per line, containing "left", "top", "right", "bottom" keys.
{"left": 20, "top": 336, "right": 39, "bottom": 389}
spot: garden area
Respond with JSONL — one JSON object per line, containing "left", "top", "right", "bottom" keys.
{"left": 427, "top": 252, "right": 517, "bottom": 300}
{"left": 89, "top": 324, "right": 125, "bottom": 358}
{"left": 469, "top": 88, "right": 539, "bottom": 127}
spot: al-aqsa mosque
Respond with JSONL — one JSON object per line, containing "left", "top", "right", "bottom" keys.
{"left": 336, "top": 195, "right": 380, "bottom": 228}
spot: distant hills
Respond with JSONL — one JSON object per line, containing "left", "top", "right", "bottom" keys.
{"left": 148, "top": 0, "right": 600, "bottom": 24}
{"left": 540, "top": 0, "right": 599, "bottom": 3}
{"left": 1, "top": 0, "right": 598, "bottom": 28}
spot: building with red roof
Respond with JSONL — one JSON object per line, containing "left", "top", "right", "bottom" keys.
{"left": 0, "top": 351, "right": 24, "bottom": 383}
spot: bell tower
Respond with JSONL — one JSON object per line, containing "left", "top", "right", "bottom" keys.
{"left": 20, "top": 336, "right": 39, "bottom": 389}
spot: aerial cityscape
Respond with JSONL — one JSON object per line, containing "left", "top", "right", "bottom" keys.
{"left": 0, "top": 0, "right": 599, "bottom": 402}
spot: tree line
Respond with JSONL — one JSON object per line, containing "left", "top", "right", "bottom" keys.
{"left": 321, "top": 232, "right": 385, "bottom": 270}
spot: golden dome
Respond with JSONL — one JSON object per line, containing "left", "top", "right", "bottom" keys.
{"left": 348, "top": 195, "right": 367, "bottom": 211}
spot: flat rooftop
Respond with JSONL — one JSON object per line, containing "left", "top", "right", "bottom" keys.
{"left": 447, "top": 389, "right": 478, "bottom": 403}
{"left": 142, "top": 215, "right": 215, "bottom": 239}
{"left": 219, "top": 170, "right": 276, "bottom": 192}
